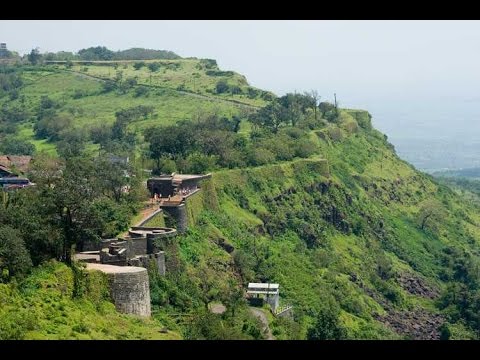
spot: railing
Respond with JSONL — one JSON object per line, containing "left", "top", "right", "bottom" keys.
{"left": 273, "top": 304, "right": 293, "bottom": 316}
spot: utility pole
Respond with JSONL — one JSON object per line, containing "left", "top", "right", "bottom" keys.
{"left": 334, "top": 93, "right": 339, "bottom": 117}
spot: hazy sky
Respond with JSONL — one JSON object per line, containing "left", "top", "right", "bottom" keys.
{"left": 2, "top": 20, "right": 480, "bottom": 170}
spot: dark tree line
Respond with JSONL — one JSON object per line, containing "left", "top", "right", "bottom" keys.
{"left": 249, "top": 92, "right": 338, "bottom": 133}
{"left": 143, "top": 112, "right": 319, "bottom": 175}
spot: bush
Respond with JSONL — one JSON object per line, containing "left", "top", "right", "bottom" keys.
{"left": 133, "top": 62, "right": 145, "bottom": 70}
{"left": 247, "top": 147, "right": 275, "bottom": 166}
{"left": 102, "top": 80, "right": 116, "bottom": 93}
{"left": 134, "top": 86, "right": 149, "bottom": 97}
{"left": 327, "top": 126, "right": 344, "bottom": 142}
{"left": 247, "top": 87, "right": 259, "bottom": 99}
{"left": 230, "top": 86, "right": 242, "bottom": 95}
{"left": 147, "top": 62, "right": 161, "bottom": 72}
{"left": 215, "top": 80, "right": 230, "bottom": 94}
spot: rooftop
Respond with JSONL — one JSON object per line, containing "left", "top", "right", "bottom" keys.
{"left": 248, "top": 283, "right": 280, "bottom": 289}
{"left": 149, "top": 173, "right": 211, "bottom": 182}
{"left": 0, "top": 155, "right": 32, "bottom": 174}
{"left": 86, "top": 263, "right": 146, "bottom": 274}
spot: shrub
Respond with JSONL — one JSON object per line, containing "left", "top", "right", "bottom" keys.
{"left": 133, "top": 62, "right": 145, "bottom": 70}
{"left": 215, "top": 80, "right": 230, "bottom": 94}
{"left": 148, "top": 62, "right": 161, "bottom": 72}
{"left": 247, "top": 147, "right": 275, "bottom": 166}
{"left": 134, "top": 86, "right": 149, "bottom": 97}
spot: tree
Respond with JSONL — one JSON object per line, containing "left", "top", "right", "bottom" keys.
{"left": 221, "top": 280, "right": 246, "bottom": 318}
{"left": 307, "top": 90, "right": 320, "bottom": 121}
{"left": 0, "top": 137, "right": 35, "bottom": 155}
{"left": 307, "top": 304, "right": 347, "bottom": 340}
{"left": 78, "top": 46, "right": 114, "bottom": 61}
{"left": 90, "top": 124, "right": 113, "bottom": 148}
{"left": 33, "top": 158, "right": 107, "bottom": 264}
{"left": 144, "top": 124, "right": 195, "bottom": 167}
{"left": 92, "top": 156, "right": 132, "bottom": 203}
{"left": 417, "top": 199, "right": 447, "bottom": 232}
{"left": 197, "top": 262, "right": 220, "bottom": 310}
{"left": 0, "top": 225, "right": 32, "bottom": 280}
{"left": 56, "top": 129, "right": 87, "bottom": 159}
{"left": 319, "top": 101, "right": 335, "bottom": 118}
{"left": 27, "top": 48, "right": 41, "bottom": 65}
{"left": 184, "top": 152, "right": 218, "bottom": 174}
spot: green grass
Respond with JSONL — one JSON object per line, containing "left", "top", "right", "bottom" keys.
{"left": 0, "top": 261, "right": 181, "bottom": 340}
{"left": 170, "top": 119, "right": 480, "bottom": 339}
{"left": 65, "top": 59, "right": 268, "bottom": 107}
{"left": 3, "top": 66, "right": 262, "bottom": 150}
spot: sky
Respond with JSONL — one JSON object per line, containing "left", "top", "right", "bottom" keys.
{"left": 2, "top": 20, "right": 480, "bottom": 171}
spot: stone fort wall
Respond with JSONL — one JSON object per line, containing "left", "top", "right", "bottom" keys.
{"left": 86, "top": 263, "right": 151, "bottom": 317}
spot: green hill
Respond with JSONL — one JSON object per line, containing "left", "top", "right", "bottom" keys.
{"left": 164, "top": 116, "right": 480, "bottom": 339}
{"left": 0, "top": 58, "right": 271, "bottom": 158}
{"left": 1, "top": 54, "right": 480, "bottom": 340}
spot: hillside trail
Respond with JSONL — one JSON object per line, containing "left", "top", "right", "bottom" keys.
{"left": 249, "top": 307, "right": 274, "bottom": 340}
{"left": 65, "top": 69, "right": 260, "bottom": 110}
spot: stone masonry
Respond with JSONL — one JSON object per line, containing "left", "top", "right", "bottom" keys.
{"left": 86, "top": 263, "right": 151, "bottom": 317}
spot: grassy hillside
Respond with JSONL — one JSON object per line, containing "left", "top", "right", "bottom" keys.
{"left": 0, "top": 261, "right": 180, "bottom": 340}
{"left": 2, "top": 57, "right": 480, "bottom": 340}
{"left": 157, "top": 113, "right": 480, "bottom": 339}
{"left": 0, "top": 59, "right": 272, "bottom": 156}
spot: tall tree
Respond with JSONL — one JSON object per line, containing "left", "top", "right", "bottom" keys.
{"left": 27, "top": 48, "right": 41, "bottom": 65}
{"left": 417, "top": 199, "right": 447, "bottom": 232}
{"left": 307, "top": 90, "right": 320, "bottom": 121}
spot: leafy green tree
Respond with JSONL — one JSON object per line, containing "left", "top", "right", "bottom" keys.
{"left": 250, "top": 101, "right": 286, "bottom": 133}
{"left": 34, "top": 114, "right": 73, "bottom": 141}
{"left": 319, "top": 102, "right": 335, "bottom": 117}
{"left": 0, "top": 225, "right": 32, "bottom": 280}
{"left": 134, "top": 86, "right": 149, "bottom": 97}
{"left": 27, "top": 48, "right": 41, "bottom": 65}
{"left": 101, "top": 80, "right": 116, "bottom": 93}
{"left": 92, "top": 156, "right": 133, "bottom": 203}
{"left": 196, "top": 262, "right": 221, "bottom": 310}
{"left": 184, "top": 152, "right": 218, "bottom": 174}
{"left": 89, "top": 124, "right": 112, "bottom": 148}
{"left": 221, "top": 280, "right": 246, "bottom": 318}
{"left": 154, "top": 156, "right": 177, "bottom": 175}
{"left": 307, "top": 303, "right": 347, "bottom": 340}
{"left": 78, "top": 46, "right": 114, "bottom": 61}
{"left": 56, "top": 129, "right": 87, "bottom": 159}
{"left": 417, "top": 199, "right": 447, "bottom": 232}
{"left": 0, "top": 137, "right": 35, "bottom": 155}
{"left": 31, "top": 158, "right": 109, "bottom": 263}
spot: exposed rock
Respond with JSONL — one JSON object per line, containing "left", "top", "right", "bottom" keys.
{"left": 375, "top": 308, "right": 444, "bottom": 340}
{"left": 396, "top": 273, "right": 440, "bottom": 299}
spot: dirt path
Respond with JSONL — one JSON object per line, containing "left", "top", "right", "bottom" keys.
{"left": 249, "top": 307, "right": 274, "bottom": 340}
{"left": 136, "top": 204, "right": 162, "bottom": 226}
